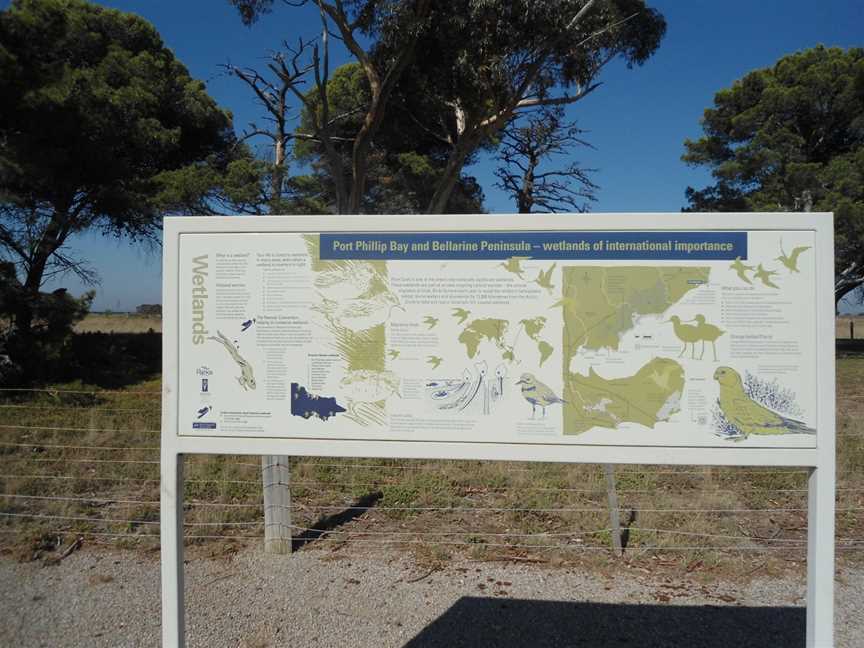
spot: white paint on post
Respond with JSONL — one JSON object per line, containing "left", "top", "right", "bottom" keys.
{"left": 160, "top": 452, "right": 186, "bottom": 648}
{"left": 262, "top": 455, "right": 292, "bottom": 554}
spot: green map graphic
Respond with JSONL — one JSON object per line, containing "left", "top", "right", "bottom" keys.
{"left": 564, "top": 358, "right": 685, "bottom": 434}
{"left": 561, "top": 266, "right": 708, "bottom": 434}
{"left": 457, "top": 316, "right": 554, "bottom": 366}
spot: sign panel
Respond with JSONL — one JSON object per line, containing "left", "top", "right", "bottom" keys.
{"left": 177, "top": 227, "right": 817, "bottom": 448}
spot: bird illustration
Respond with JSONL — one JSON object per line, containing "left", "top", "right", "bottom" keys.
{"left": 533, "top": 263, "right": 557, "bottom": 292}
{"left": 713, "top": 366, "right": 814, "bottom": 439}
{"left": 387, "top": 349, "right": 400, "bottom": 360}
{"left": 754, "top": 264, "right": 780, "bottom": 289}
{"left": 729, "top": 257, "right": 755, "bottom": 284}
{"left": 692, "top": 314, "right": 725, "bottom": 362}
{"left": 339, "top": 369, "right": 401, "bottom": 403}
{"left": 452, "top": 308, "right": 471, "bottom": 325}
{"left": 515, "top": 373, "right": 565, "bottom": 418}
{"left": 427, "top": 355, "right": 443, "bottom": 370}
{"left": 196, "top": 406, "right": 211, "bottom": 419}
{"left": 499, "top": 256, "right": 531, "bottom": 279}
{"left": 665, "top": 315, "right": 701, "bottom": 359}
{"left": 241, "top": 319, "right": 254, "bottom": 332}
{"left": 208, "top": 330, "right": 256, "bottom": 390}
{"left": 314, "top": 290, "right": 404, "bottom": 331}
{"left": 776, "top": 239, "right": 811, "bottom": 273}
{"left": 423, "top": 315, "right": 439, "bottom": 330}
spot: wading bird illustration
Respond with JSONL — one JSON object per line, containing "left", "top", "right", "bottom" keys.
{"left": 499, "top": 256, "right": 531, "bottom": 279}
{"left": 776, "top": 239, "right": 811, "bottom": 273}
{"left": 754, "top": 264, "right": 780, "bottom": 289}
{"left": 729, "top": 257, "right": 755, "bottom": 284}
{"left": 665, "top": 315, "right": 701, "bottom": 359}
{"left": 208, "top": 330, "right": 256, "bottom": 390}
{"left": 693, "top": 314, "right": 725, "bottom": 362}
{"left": 427, "top": 355, "right": 443, "bottom": 370}
{"left": 387, "top": 349, "right": 400, "bottom": 360}
{"left": 714, "top": 366, "right": 814, "bottom": 439}
{"left": 515, "top": 373, "right": 565, "bottom": 418}
{"left": 452, "top": 308, "right": 471, "bottom": 325}
{"left": 533, "top": 263, "right": 557, "bottom": 293}
{"left": 423, "top": 315, "right": 439, "bottom": 330}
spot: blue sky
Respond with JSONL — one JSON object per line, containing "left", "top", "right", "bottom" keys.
{"left": 16, "top": 0, "right": 863, "bottom": 311}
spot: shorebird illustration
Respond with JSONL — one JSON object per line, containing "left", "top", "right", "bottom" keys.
{"left": 692, "top": 314, "right": 725, "bottom": 361}
{"left": 315, "top": 290, "right": 403, "bottom": 331}
{"left": 427, "top": 356, "right": 443, "bottom": 370}
{"left": 423, "top": 315, "right": 439, "bottom": 330}
{"left": 754, "top": 264, "right": 780, "bottom": 289}
{"left": 208, "top": 330, "right": 256, "bottom": 390}
{"left": 776, "top": 239, "right": 811, "bottom": 273}
{"left": 730, "top": 257, "right": 755, "bottom": 284}
{"left": 451, "top": 308, "right": 471, "bottom": 325}
{"left": 499, "top": 256, "right": 530, "bottom": 279}
{"left": 666, "top": 316, "right": 701, "bottom": 359}
{"left": 515, "top": 373, "right": 565, "bottom": 418}
{"left": 714, "top": 366, "right": 814, "bottom": 439}
{"left": 533, "top": 263, "right": 557, "bottom": 293}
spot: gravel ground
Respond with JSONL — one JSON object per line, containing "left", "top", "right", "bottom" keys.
{"left": 0, "top": 547, "right": 860, "bottom": 647}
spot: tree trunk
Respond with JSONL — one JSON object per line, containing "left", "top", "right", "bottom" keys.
{"left": 425, "top": 132, "right": 482, "bottom": 214}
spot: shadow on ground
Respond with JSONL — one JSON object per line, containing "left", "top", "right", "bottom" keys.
{"left": 292, "top": 491, "right": 383, "bottom": 551}
{"left": 402, "top": 597, "right": 805, "bottom": 647}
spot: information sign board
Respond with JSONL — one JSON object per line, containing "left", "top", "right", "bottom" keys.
{"left": 160, "top": 214, "right": 835, "bottom": 647}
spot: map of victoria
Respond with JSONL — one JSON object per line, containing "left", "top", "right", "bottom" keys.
{"left": 178, "top": 230, "right": 818, "bottom": 448}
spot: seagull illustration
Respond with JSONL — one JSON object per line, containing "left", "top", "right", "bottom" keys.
{"left": 499, "top": 256, "right": 531, "bottom": 279}
{"left": 423, "top": 316, "right": 439, "bottom": 330}
{"left": 776, "top": 239, "right": 811, "bottom": 273}
{"left": 754, "top": 264, "right": 780, "bottom": 289}
{"left": 515, "top": 373, "right": 565, "bottom": 419}
{"left": 427, "top": 356, "right": 443, "bottom": 370}
{"left": 533, "top": 263, "right": 557, "bottom": 292}
{"left": 729, "top": 257, "right": 755, "bottom": 284}
{"left": 714, "top": 366, "right": 814, "bottom": 439}
{"left": 451, "top": 308, "right": 471, "bottom": 324}
{"left": 387, "top": 349, "right": 400, "bottom": 360}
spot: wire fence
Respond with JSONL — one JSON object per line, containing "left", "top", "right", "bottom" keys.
{"left": 1, "top": 384, "right": 863, "bottom": 562}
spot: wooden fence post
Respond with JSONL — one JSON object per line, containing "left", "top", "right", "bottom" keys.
{"left": 604, "top": 464, "right": 623, "bottom": 555}
{"left": 262, "top": 455, "right": 292, "bottom": 554}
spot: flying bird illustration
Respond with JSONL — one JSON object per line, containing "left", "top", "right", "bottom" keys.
{"left": 387, "top": 349, "right": 400, "bottom": 360}
{"left": 533, "top": 263, "right": 557, "bottom": 292}
{"left": 713, "top": 366, "right": 814, "bottom": 439}
{"left": 776, "top": 239, "right": 811, "bottom": 273}
{"left": 754, "top": 264, "right": 780, "bottom": 289}
{"left": 515, "top": 373, "right": 565, "bottom": 418}
{"left": 499, "top": 256, "right": 531, "bottom": 279}
{"left": 427, "top": 355, "right": 443, "bottom": 370}
{"left": 241, "top": 319, "right": 254, "bottom": 332}
{"left": 423, "top": 315, "right": 439, "bottom": 330}
{"left": 729, "top": 257, "right": 755, "bottom": 284}
{"left": 451, "top": 308, "right": 471, "bottom": 324}
{"left": 196, "top": 406, "right": 211, "bottom": 419}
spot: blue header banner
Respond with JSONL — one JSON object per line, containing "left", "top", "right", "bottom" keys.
{"left": 319, "top": 231, "right": 747, "bottom": 261}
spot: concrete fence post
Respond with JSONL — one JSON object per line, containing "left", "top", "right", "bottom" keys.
{"left": 262, "top": 455, "right": 292, "bottom": 554}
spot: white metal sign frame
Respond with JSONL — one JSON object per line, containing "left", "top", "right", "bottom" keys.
{"left": 161, "top": 213, "right": 835, "bottom": 647}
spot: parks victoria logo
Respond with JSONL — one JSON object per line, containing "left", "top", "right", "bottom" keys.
{"left": 194, "top": 367, "right": 216, "bottom": 429}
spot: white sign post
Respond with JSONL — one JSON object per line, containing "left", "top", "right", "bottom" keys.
{"left": 161, "top": 214, "right": 835, "bottom": 647}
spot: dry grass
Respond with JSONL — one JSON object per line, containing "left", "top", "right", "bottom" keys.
{"left": 0, "top": 357, "right": 862, "bottom": 576}
{"left": 74, "top": 313, "right": 162, "bottom": 334}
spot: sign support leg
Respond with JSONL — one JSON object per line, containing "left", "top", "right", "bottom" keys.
{"left": 806, "top": 464, "right": 835, "bottom": 647}
{"left": 161, "top": 452, "right": 186, "bottom": 648}
{"left": 262, "top": 455, "right": 292, "bottom": 554}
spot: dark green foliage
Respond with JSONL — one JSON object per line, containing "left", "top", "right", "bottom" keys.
{"left": 682, "top": 46, "right": 864, "bottom": 304}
